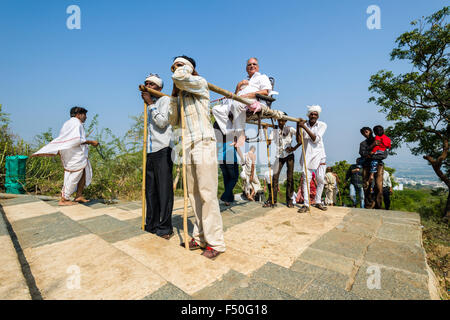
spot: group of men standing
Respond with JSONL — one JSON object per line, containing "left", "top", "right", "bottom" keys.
{"left": 34, "top": 55, "right": 331, "bottom": 260}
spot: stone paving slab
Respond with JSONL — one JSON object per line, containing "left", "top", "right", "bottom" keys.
{"left": 295, "top": 247, "right": 356, "bottom": 276}
{"left": 59, "top": 204, "right": 105, "bottom": 221}
{"left": 298, "top": 279, "right": 361, "bottom": 300}
{"left": 228, "top": 279, "right": 296, "bottom": 300}
{"left": 113, "top": 233, "right": 230, "bottom": 295}
{"left": 376, "top": 222, "right": 422, "bottom": 245}
{"left": 0, "top": 196, "right": 436, "bottom": 300}
{"left": 23, "top": 234, "right": 167, "bottom": 299}
{"left": 350, "top": 263, "right": 430, "bottom": 300}
{"left": 0, "top": 211, "right": 31, "bottom": 300}
{"left": 3, "top": 201, "right": 59, "bottom": 223}
{"left": 143, "top": 283, "right": 192, "bottom": 300}
{"left": 364, "top": 238, "right": 428, "bottom": 276}
{"left": 192, "top": 270, "right": 249, "bottom": 300}
{"left": 249, "top": 262, "right": 314, "bottom": 299}
{"left": 309, "top": 229, "right": 372, "bottom": 260}
{"left": 10, "top": 212, "right": 91, "bottom": 249}
{"left": 1, "top": 195, "right": 41, "bottom": 207}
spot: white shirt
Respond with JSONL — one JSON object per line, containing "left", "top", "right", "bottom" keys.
{"left": 147, "top": 96, "right": 173, "bottom": 153}
{"left": 383, "top": 170, "right": 392, "bottom": 188}
{"left": 299, "top": 120, "right": 327, "bottom": 170}
{"left": 237, "top": 72, "right": 272, "bottom": 106}
{"left": 269, "top": 126, "right": 297, "bottom": 159}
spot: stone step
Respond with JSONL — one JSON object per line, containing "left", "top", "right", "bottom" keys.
{"left": 0, "top": 196, "right": 168, "bottom": 299}
{"left": 0, "top": 204, "right": 32, "bottom": 300}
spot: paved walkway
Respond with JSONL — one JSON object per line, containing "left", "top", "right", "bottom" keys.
{"left": 0, "top": 195, "right": 438, "bottom": 300}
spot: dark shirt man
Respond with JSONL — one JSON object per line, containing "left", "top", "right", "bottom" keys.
{"left": 218, "top": 134, "right": 239, "bottom": 206}
{"left": 346, "top": 163, "right": 364, "bottom": 208}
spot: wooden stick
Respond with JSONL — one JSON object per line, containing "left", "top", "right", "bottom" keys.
{"left": 139, "top": 84, "right": 302, "bottom": 124}
{"left": 263, "top": 127, "right": 274, "bottom": 205}
{"left": 141, "top": 102, "right": 149, "bottom": 230}
{"left": 299, "top": 127, "right": 311, "bottom": 213}
{"left": 179, "top": 91, "right": 189, "bottom": 250}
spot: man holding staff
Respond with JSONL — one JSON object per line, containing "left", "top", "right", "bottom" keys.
{"left": 140, "top": 73, "right": 174, "bottom": 239}
{"left": 170, "top": 55, "right": 226, "bottom": 259}
{"left": 297, "top": 105, "right": 328, "bottom": 213}
{"left": 264, "top": 116, "right": 300, "bottom": 208}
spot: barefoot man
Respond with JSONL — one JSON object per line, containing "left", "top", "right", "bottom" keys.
{"left": 33, "top": 107, "right": 98, "bottom": 205}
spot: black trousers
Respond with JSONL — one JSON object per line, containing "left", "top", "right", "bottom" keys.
{"left": 219, "top": 163, "right": 239, "bottom": 203}
{"left": 383, "top": 187, "right": 391, "bottom": 210}
{"left": 145, "top": 147, "right": 174, "bottom": 236}
{"left": 270, "top": 153, "right": 294, "bottom": 204}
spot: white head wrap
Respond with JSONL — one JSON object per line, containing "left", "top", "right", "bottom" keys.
{"left": 145, "top": 75, "right": 163, "bottom": 88}
{"left": 306, "top": 105, "right": 322, "bottom": 117}
{"left": 172, "top": 57, "right": 194, "bottom": 74}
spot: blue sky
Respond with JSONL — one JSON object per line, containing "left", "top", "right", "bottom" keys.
{"left": 0, "top": 0, "right": 447, "bottom": 175}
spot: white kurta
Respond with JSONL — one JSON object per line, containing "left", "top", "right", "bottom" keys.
{"left": 33, "top": 117, "right": 92, "bottom": 198}
{"left": 212, "top": 72, "right": 272, "bottom": 136}
{"left": 299, "top": 120, "right": 327, "bottom": 170}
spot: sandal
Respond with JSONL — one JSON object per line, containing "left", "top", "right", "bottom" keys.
{"left": 297, "top": 206, "right": 309, "bottom": 213}
{"left": 313, "top": 203, "right": 328, "bottom": 211}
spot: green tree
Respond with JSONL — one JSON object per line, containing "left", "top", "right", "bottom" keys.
{"left": 368, "top": 7, "right": 450, "bottom": 220}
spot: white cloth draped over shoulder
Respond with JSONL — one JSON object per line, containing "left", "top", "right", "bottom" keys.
{"left": 33, "top": 117, "right": 92, "bottom": 197}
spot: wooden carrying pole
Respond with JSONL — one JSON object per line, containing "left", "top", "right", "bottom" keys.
{"left": 179, "top": 91, "right": 190, "bottom": 250}
{"left": 139, "top": 84, "right": 302, "bottom": 124}
{"left": 141, "top": 103, "right": 149, "bottom": 230}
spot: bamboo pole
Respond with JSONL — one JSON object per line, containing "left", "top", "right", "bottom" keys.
{"left": 139, "top": 85, "right": 302, "bottom": 124}
{"left": 141, "top": 102, "right": 149, "bottom": 230}
{"left": 179, "top": 91, "right": 189, "bottom": 250}
{"left": 299, "top": 127, "right": 311, "bottom": 213}
{"left": 263, "top": 127, "right": 274, "bottom": 206}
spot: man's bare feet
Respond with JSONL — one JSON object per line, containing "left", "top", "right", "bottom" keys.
{"left": 74, "top": 197, "right": 90, "bottom": 203}
{"left": 58, "top": 198, "right": 77, "bottom": 206}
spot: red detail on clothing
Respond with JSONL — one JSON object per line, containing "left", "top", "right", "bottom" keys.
{"left": 372, "top": 134, "right": 391, "bottom": 153}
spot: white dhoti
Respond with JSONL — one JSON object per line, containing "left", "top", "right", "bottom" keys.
{"left": 62, "top": 161, "right": 92, "bottom": 199}
{"left": 33, "top": 117, "right": 93, "bottom": 200}
{"left": 302, "top": 158, "right": 327, "bottom": 207}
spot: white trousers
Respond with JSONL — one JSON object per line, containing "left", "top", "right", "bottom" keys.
{"left": 302, "top": 158, "right": 326, "bottom": 207}
{"left": 212, "top": 99, "right": 247, "bottom": 139}
{"left": 61, "top": 161, "right": 92, "bottom": 199}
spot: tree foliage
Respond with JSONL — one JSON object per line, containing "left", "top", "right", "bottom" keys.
{"left": 368, "top": 7, "right": 450, "bottom": 218}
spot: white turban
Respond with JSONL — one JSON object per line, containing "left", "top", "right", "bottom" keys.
{"left": 307, "top": 105, "right": 322, "bottom": 116}
{"left": 145, "top": 75, "right": 163, "bottom": 88}
{"left": 172, "top": 57, "right": 194, "bottom": 74}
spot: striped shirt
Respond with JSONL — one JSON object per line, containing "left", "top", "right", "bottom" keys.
{"left": 170, "top": 66, "right": 216, "bottom": 144}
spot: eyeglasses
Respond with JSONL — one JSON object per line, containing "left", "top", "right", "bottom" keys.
{"left": 247, "top": 63, "right": 258, "bottom": 67}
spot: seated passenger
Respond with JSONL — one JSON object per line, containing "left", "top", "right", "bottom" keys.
{"left": 212, "top": 57, "right": 272, "bottom": 148}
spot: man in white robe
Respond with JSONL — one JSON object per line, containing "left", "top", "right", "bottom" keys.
{"left": 212, "top": 57, "right": 272, "bottom": 148}
{"left": 32, "top": 107, "right": 98, "bottom": 206}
